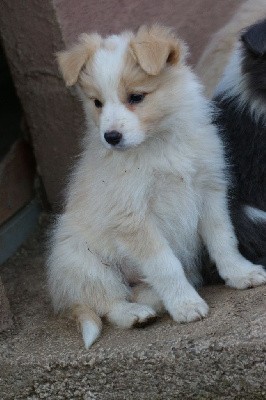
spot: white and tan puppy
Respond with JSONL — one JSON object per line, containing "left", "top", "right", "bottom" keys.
{"left": 48, "top": 25, "right": 266, "bottom": 348}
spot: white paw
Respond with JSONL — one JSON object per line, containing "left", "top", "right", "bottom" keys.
{"left": 108, "top": 302, "right": 157, "bottom": 328}
{"left": 167, "top": 292, "right": 209, "bottom": 323}
{"left": 226, "top": 263, "right": 266, "bottom": 289}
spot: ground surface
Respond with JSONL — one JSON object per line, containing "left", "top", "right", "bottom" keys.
{"left": 0, "top": 218, "right": 266, "bottom": 399}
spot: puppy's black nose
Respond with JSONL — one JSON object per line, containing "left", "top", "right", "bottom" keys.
{"left": 104, "top": 130, "right": 122, "bottom": 145}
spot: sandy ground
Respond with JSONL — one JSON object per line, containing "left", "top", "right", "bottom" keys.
{"left": 0, "top": 216, "right": 265, "bottom": 399}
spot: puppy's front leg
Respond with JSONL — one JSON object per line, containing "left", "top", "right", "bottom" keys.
{"left": 119, "top": 222, "right": 209, "bottom": 322}
{"left": 142, "top": 248, "right": 209, "bottom": 322}
{"left": 200, "top": 189, "right": 266, "bottom": 289}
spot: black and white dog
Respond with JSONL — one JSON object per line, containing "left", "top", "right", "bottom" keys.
{"left": 214, "top": 19, "right": 266, "bottom": 266}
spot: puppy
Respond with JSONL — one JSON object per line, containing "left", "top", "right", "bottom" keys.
{"left": 213, "top": 19, "right": 266, "bottom": 266}
{"left": 48, "top": 25, "right": 266, "bottom": 349}
{"left": 196, "top": 0, "right": 266, "bottom": 97}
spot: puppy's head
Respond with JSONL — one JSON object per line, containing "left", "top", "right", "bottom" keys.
{"left": 241, "top": 19, "right": 266, "bottom": 101}
{"left": 57, "top": 25, "right": 187, "bottom": 150}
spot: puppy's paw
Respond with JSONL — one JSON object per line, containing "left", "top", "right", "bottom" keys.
{"left": 168, "top": 292, "right": 209, "bottom": 323}
{"left": 108, "top": 302, "right": 157, "bottom": 329}
{"left": 226, "top": 263, "right": 266, "bottom": 289}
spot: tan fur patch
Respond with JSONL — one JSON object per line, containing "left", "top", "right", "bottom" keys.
{"left": 118, "top": 49, "right": 149, "bottom": 103}
{"left": 130, "top": 25, "right": 181, "bottom": 76}
{"left": 120, "top": 44, "right": 179, "bottom": 134}
{"left": 119, "top": 46, "right": 173, "bottom": 104}
{"left": 57, "top": 33, "right": 101, "bottom": 86}
{"left": 131, "top": 283, "right": 149, "bottom": 303}
{"left": 79, "top": 72, "right": 102, "bottom": 100}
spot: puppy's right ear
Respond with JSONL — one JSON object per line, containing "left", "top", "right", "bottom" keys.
{"left": 130, "top": 25, "right": 184, "bottom": 76}
{"left": 241, "top": 20, "right": 266, "bottom": 57}
{"left": 57, "top": 33, "right": 101, "bottom": 86}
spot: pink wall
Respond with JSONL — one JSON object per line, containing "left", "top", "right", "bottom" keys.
{"left": 54, "top": 0, "right": 241, "bottom": 64}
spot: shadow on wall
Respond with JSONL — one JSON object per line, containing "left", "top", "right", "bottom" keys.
{"left": 0, "top": 44, "right": 41, "bottom": 265}
{"left": 0, "top": 43, "right": 23, "bottom": 161}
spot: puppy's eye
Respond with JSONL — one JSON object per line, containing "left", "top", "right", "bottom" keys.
{"left": 94, "top": 99, "right": 103, "bottom": 108}
{"left": 128, "top": 94, "right": 145, "bottom": 105}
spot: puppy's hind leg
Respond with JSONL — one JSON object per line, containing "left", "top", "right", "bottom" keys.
{"left": 107, "top": 301, "right": 157, "bottom": 329}
{"left": 48, "top": 228, "right": 157, "bottom": 346}
{"left": 131, "top": 283, "right": 165, "bottom": 315}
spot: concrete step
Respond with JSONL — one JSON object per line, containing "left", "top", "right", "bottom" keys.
{"left": 0, "top": 224, "right": 265, "bottom": 399}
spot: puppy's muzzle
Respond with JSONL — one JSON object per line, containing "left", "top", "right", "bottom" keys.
{"left": 104, "top": 130, "right": 122, "bottom": 146}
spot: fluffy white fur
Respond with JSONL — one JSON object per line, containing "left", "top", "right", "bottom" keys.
{"left": 48, "top": 26, "right": 266, "bottom": 348}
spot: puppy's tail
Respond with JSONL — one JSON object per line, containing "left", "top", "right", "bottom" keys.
{"left": 72, "top": 304, "right": 102, "bottom": 349}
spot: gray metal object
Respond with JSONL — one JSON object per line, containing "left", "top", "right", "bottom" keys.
{"left": 0, "top": 199, "right": 40, "bottom": 265}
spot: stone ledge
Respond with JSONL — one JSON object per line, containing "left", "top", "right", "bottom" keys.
{"left": 0, "top": 226, "right": 265, "bottom": 399}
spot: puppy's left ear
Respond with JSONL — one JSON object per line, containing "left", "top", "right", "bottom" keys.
{"left": 130, "top": 25, "right": 184, "bottom": 75}
{"left": 56, "top": 33, "right": 101, "bottom": 86}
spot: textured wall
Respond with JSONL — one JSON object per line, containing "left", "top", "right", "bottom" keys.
{"left": 0, "top": 0, "right": 84, "bottom": 209}
{"left": 0, "top": 0, "right": 242, "bottom": 208}
{"left": 54, "top": 0, "right": 242, "bottom": 64}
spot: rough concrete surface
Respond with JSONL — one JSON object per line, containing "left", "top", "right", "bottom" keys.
{"left": 0, "top": 277, "right": 13, "bottom": 333}
{"left": 0, "top": 219, "right": 265, "bottom": 399}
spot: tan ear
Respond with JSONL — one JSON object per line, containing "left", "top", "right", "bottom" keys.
{"left": 56, "top": 33, "right": 101, "bottom": 86}
{"left": 130, "top": 25, "right": 181, "bottom": 76}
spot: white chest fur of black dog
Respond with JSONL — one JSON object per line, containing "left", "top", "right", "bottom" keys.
{"left": 214, "top": 19, "right": 266, "bottom": 266}
{"left": 48, "top": 25, "right": 266, "bottom": 348}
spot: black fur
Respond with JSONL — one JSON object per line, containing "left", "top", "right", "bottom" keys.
{"left": 241, "top": 19, "right": 266, "bottom": 56}
{"left": 241, "top": 19, "right": 266, "bottom": 103}
{"left": 213, "top": 19, "right": 266, "bottom": 266}
{"left": 214, "top": 96, "right": 266, "bottom": 210}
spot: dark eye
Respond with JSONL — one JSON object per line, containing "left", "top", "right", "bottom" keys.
{"left": 94, "top": 99, "right": 103, "bottom": 108}
{"left": 128, "top": 94, "right": 145, "bottom": 104}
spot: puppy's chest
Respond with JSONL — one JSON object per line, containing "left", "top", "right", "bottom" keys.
{"left": 150, "top": 170, "right": 201, "bottom": 228}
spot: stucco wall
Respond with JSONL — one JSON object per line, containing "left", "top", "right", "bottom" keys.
{"left": 0, "top": 0, "right": 242, "bottom": 208}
